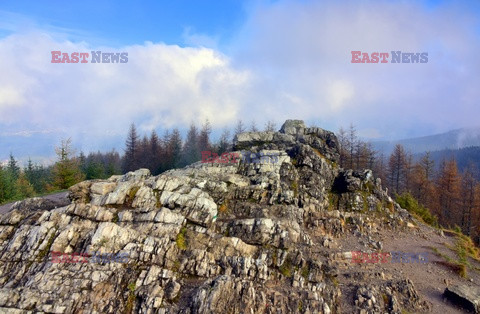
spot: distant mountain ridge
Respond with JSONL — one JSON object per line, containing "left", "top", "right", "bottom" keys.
{"left": 372, "top": 127, "right": 480, "bottom": 154}
{"left": 418, "top": 146, "right": 480, "bottom": 179}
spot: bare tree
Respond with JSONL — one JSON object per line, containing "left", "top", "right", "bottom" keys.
{"left": 337, "top": 127, "right": 348, "bottom": 168}
{"left": 234, "top": 119, "right": 246, "bottom": 138}
{"left": 249, "top": 120, "right": 258, "bottom": 132}
{"left": 264, "top": 120, "right": 277, "bottom": 132}
{"left": 388, "top": 144, "right": 407, "bottom": 194}
{"left": 347, "top": 124, "right": 357, "bottom": 169}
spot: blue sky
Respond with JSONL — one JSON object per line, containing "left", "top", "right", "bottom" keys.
{"left": 0, "top": 0, "right": 480, "bottom": 162}
{"left": 0, "top": 0, "right": 247, "bottom": 47}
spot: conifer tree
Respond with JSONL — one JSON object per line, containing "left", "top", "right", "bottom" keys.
{"left": 138, "top": 135, "right": 149, "bottom": 169}
{"left": 420, "top": 152, "right": 435, "bottom": 181}
{"left": 435, "top": 159, "right": 461, "bottom": 227}
{"left": 217, "top": 128, "right": 231, "bottom": 155}
{"left": 150, "top": 130, "right": 161, "bottom": 175}
{"left": 1, "top": 154, "right": 20, "bottom": 200}
{"left": 461, "top": 163, "right": 479, "bottom": 235}
{"left": 181, "top": 124, "right": 199, "bottom": 166}
{"left": 123, "top": 123, "right": 139, "bottom": 172}
{"left": 347, "top": 124, "right": 357, "bottom": 169}
{"left": 168, "top": 128, "right": 183, "bottom": 169}
{"left": 0, "top": 166, "right": 7, "bottom": 203}
{"left": 234, "top": 120, "right": 246, "bottom": 138}
{"left": 7, "top": 154, "right": 20, "bottom": 180}
{"left": 198, "top": 119, "right": 212, "bottom": 153}
{"left": 388, "top": 144, "right": 407, "bottom": 194}
{"left": 15, "top": 173, "right": 35, "bottom": 199}
{"left": 52, "top": 138, "right": 84, "bottom": 190}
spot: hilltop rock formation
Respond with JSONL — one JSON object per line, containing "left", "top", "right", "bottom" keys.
{"left": 0, "top": 120, "right": 432, "bottom": 313}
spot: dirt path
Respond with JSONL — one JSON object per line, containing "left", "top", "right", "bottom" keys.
{"left": 379, "top": 224, "right": 473, "bottom": 313}
{"left": 336, "top": 222, "right": 479, "bottom": 313}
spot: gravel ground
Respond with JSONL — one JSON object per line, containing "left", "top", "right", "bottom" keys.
{"left": 336, "top": 222, "right": 478, "bottom": 313}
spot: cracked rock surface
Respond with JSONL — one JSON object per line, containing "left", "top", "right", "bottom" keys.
{"left": 0, "top": 120, "right": 433, "bottom": 313}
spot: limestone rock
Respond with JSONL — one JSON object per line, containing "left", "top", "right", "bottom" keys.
{"left": 444, "top": 285, "right": 480, "bottom": 313}
{"left": 0, "top": 120, "right": 425, "bottom": 314}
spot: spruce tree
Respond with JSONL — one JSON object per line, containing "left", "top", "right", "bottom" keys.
{"left": 435, "top": 159, "right": 461, "bottom": 227}
{"left": 0, "top": 166, "right": 6, "bottom": 203}
{"left": 181, "top": 124, "right": 199, "bottom": 167}
{"left": 217, "top": 128, "right": 231, "bottom": 155}
{"left": 169, "top": 129, "right": 183, "bottom": 169}
{"left": 198, "top": 119, "right": 212, "bottom": 153}
{"left": 52, "top": 138, "right": 85, "bottom": 190}
{"left": 123, "top": 123, "right": 139, "bottom": 173}
{"left": 7, "top": 153, "right": 20, "bottom": 180}
{"left": 150, "top": 130, "right": 161, "bottom": 174}
{"left": 461, "top": 163, "right": 479, "bottom": 235}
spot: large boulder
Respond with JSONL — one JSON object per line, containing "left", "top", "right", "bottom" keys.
{"left": 444, "top": 285, "right": 480, "bottom": 313}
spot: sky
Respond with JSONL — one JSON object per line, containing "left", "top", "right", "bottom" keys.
{"left": 0, "top": 0, "right": 480, "bottom": 162}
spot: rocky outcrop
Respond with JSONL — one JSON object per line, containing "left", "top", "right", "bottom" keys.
{"left": 444, "top": 285, "right": 480, "bottom": 313}
{"left": 0, "top": 120, "right": 427, "bottom": 313}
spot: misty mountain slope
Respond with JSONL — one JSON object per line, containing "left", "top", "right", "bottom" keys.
{"left": 0, "top": 120, "right": 478, "bottom": 313}
{"left": 420, "top": 146, "right": 480, "bottom": 174}
{"left": 373, "top": 128, "right": 480, "bottom": 154}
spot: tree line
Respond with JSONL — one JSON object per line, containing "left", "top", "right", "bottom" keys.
{"left": 337, "top": 124, "right": 480, "bottom": 244}
{"left": 121, "top": 119, "right": 276, "bottom": 174}
{"left": 2, "top": 120, "right": 479, "bottom": 246}
{"left": 0, "top": 120, "right": 276, "bottom": 205}
{"left": 0, "top": 139, "right": 87, "bottom": 204}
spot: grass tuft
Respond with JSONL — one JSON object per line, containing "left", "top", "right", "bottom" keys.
{"left": 279, "top": 257, "right": 293, "bottom": 277}
{"left": 125, "top": 186, "right": 140, "bottom": 206}
{"left": 291, "top": 181, "right": 298, "bottom": 197}
{"left": 301, "top": 265, "right": 310, "bottom": 280}
{"left": 37, "top": 229, "right": 57, "bottom": 261}
{"left": 176, "top": 227, "right": 188, "bottom": 250}
{"left": 431, "top": 246, "right": 468, "bottom": 278}
{"left": 125, "top": 282, "right": 136, "bottom": 313}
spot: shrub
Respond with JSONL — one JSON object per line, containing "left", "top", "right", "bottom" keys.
{"left": 396, "top": 193, "right": 438, "bottom": 227}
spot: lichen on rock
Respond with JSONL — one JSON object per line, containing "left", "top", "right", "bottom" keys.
{"left": 0, "top": 120, "right": 429, "bottom": 313}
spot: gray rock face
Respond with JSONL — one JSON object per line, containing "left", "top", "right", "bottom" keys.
{"left": 0, "top": 120, "right": 425, "bottom": 313}
{"left": 11, "top": 194, "right": 70, "bottom": 212}
{"left": 280, "top": 119, "right": 306, "bottom": 135}
{"left": 444, "top": 285, "right": 480, "bottom": 313}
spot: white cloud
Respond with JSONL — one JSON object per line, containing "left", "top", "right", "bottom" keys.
{"left": 182, "top": 27, "right": 219, "bottom": 49}
{"left": 231, "top": 0, "right": 480, "bottom": 136}
{"left": 0, "top": 32, "right": 250, "bottom": 138}
{"left": 1, "top": 0, "right": 480, "bottom": 159}
{"left": 0, "top": 87, "right": 23, "bottom": 108}
{"left": 325, "top": 79, "right": 355, "bottom": 112}
{"left": 358, "top": 128, "right": 382, "bottom": 139}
